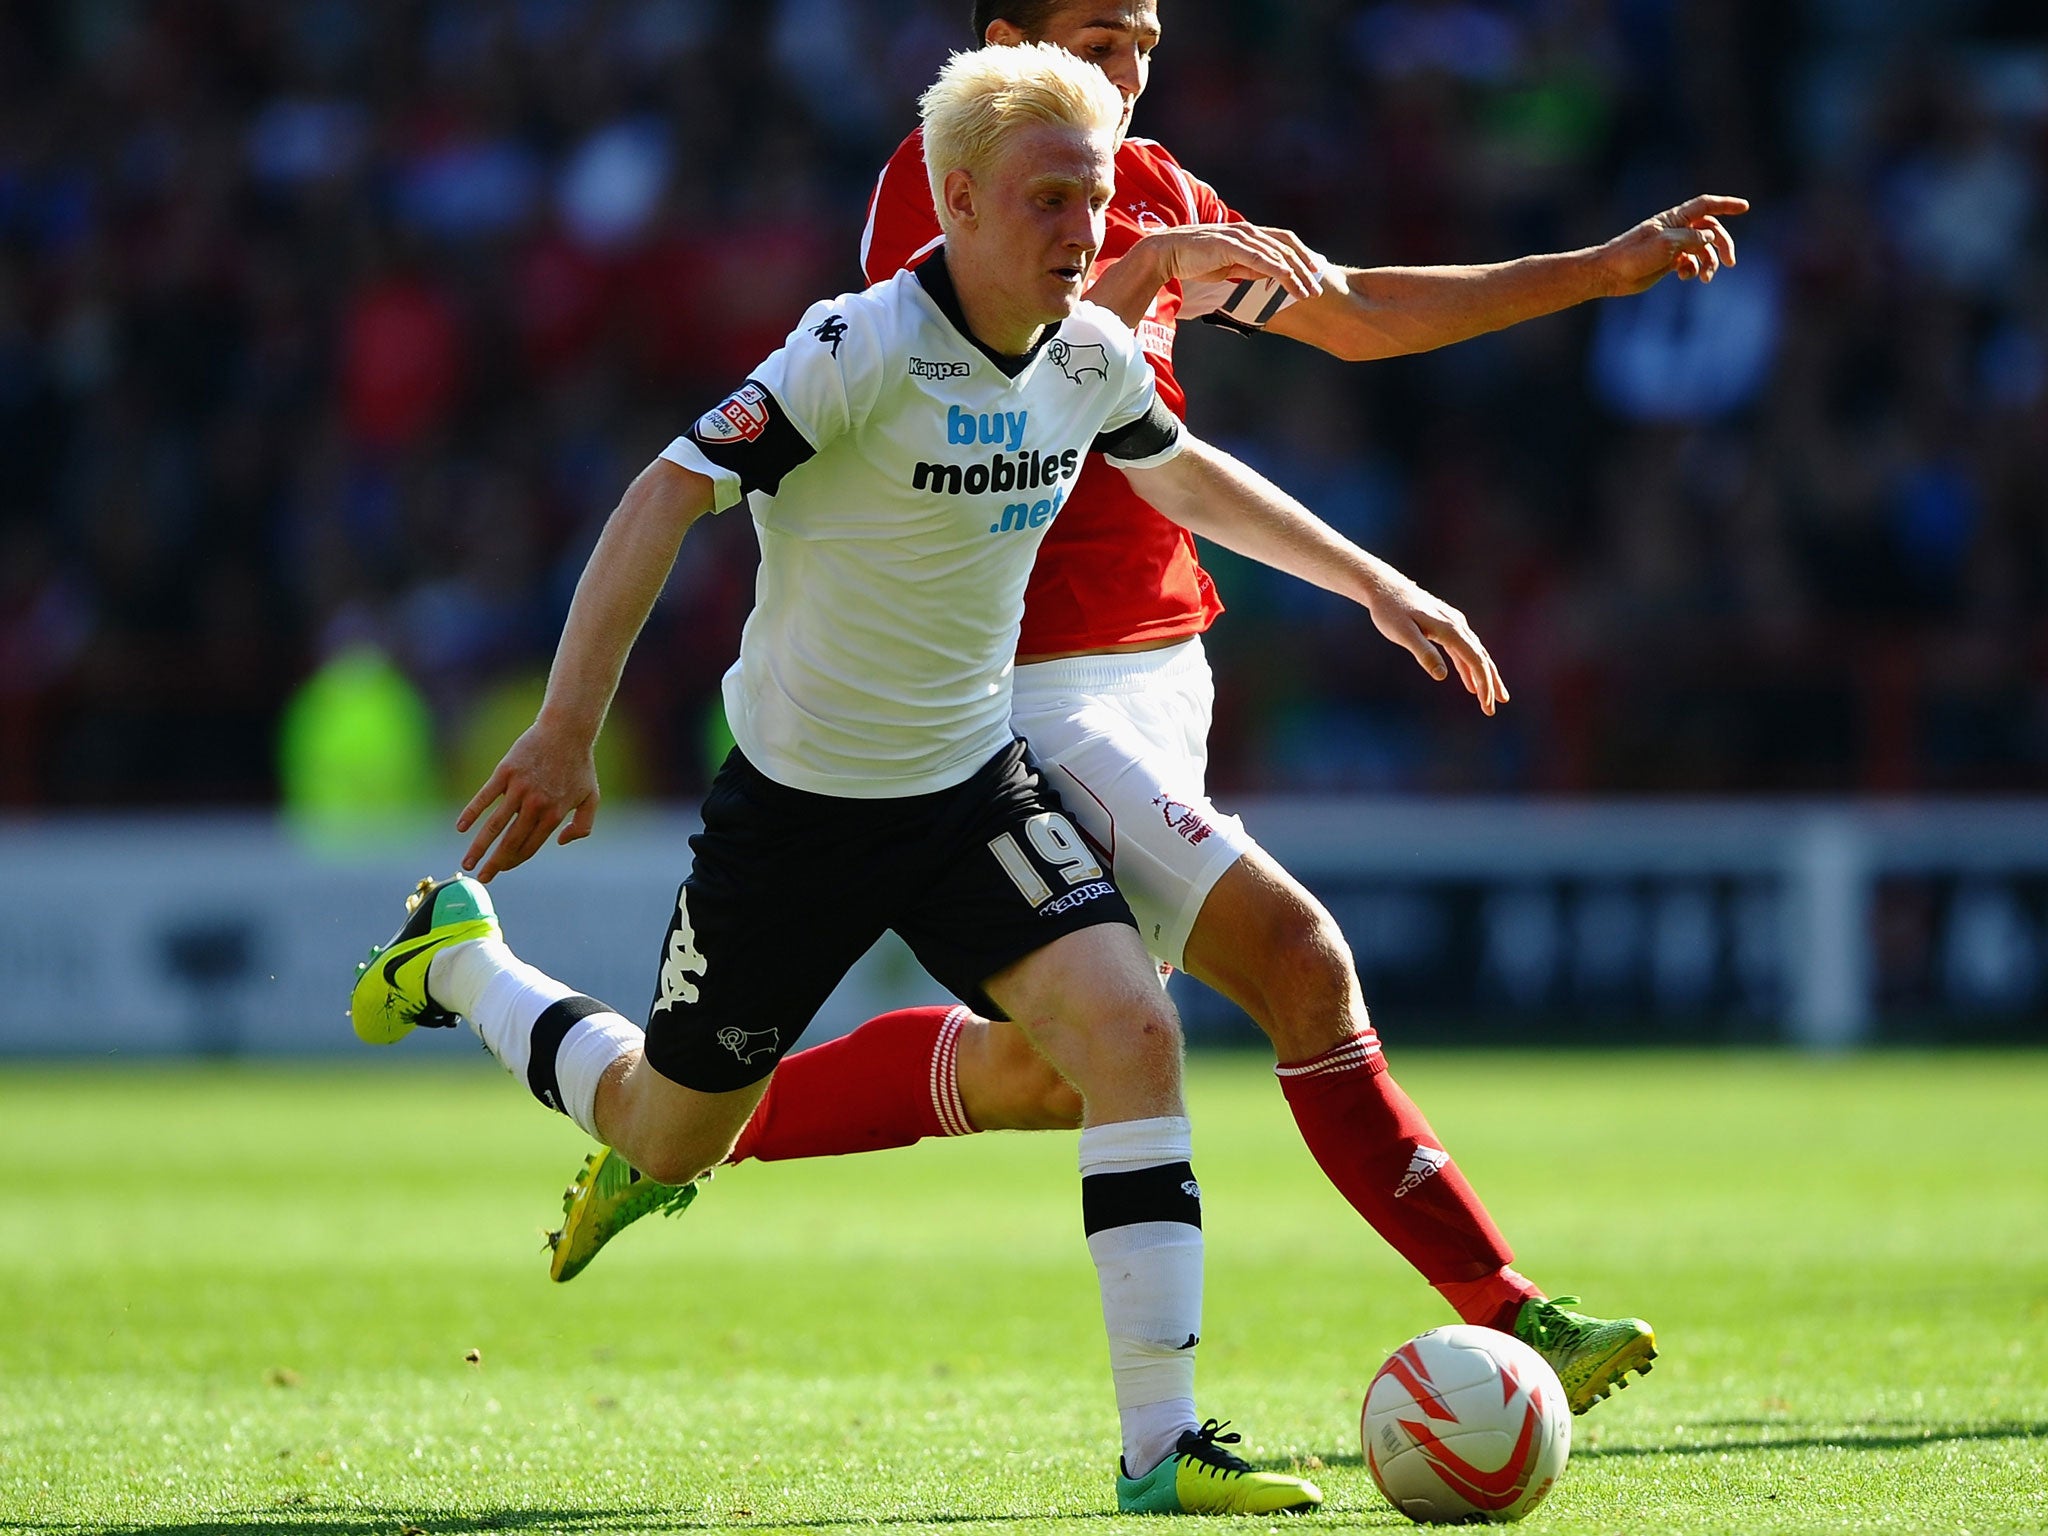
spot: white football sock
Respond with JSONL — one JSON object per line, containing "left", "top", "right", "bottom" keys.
{"left": 429, "top": 937, "right": 571, "bottom": 1080}
{"left": 428, "top": 937, "right": 640, "bottom": 1141}
{"left": 1079, "top": 1115, "right": 1204, "bottom": 1477}
{"left": 553, "top": 1009, "right": 641, "bottom": 1142}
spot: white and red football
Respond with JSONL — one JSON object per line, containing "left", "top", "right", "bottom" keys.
{"left": 1363, "top": 1325, "right": 1571, "bottom": 1524}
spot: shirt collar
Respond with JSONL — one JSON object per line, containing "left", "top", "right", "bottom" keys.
{"left": 915, "top": 247, "right": 1057, "bottom": 380}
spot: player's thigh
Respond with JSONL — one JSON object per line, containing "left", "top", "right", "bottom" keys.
{"left": 641, "top": 753, "right": 891, "bottom": 1093}
{"left": 1012, "top": 666, "right": 1257, "bottom": 971}
{"left": 893, "top": 738, "right": 1138, "bottom": 1021}
{"left": 981, "top": 922, "right": 1184, "bottom": 1122}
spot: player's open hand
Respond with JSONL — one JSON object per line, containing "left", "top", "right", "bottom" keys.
{"left": 1596, "top": 195, "right": 1750, "bottom": 296}
{"left": 1137, "top": 221, "right": 1326, "bottom": 301}
{"left": 456, "top": 721, "right": 601, "bottom": 882}
{"left": 1364, "top": 575, "right": 1508, "bottom": 716}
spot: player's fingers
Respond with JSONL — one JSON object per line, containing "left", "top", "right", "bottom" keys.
{"left": 456, "top": 767, "right": 510, "bottom": 834}
{"left": 1668, "top": 194, "right": 1751, "bottom": 227}
{"left": 479, "top": 796, "right": 561, "bottom": 883}
{"left": 1224, "top": 226, "right": 1322, "bottom": 297}
{"left": 1428, "top": 614, "right": 1502, "bottom": 712}
{"left": 1699, "top": 214, "right": 1737, "bottom": 267}
{"left": 1384, "top": 613, "right": 1449, "bottom": 681}
{"left": 460, "top": 793, "right": 521, "bottom": 873}
{"left": 1438, "top": 631, "right": 1492, "bottom": 712}
{"left": 558, "top": 793, "right": 600, "bottom": 846}
{"left": 1224, "top": 223, "right": 1321, "bottom": 288}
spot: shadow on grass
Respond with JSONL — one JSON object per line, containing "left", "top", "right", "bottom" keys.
{"left": 11, "top": 1506, "right": 1123, "bottom": 1536}
{"left": 1575, "top": 1418, "right": 2048, "bottom": 1459}
{"left": 1310, "top": 1418, "right": 2048, "bottom": 1470}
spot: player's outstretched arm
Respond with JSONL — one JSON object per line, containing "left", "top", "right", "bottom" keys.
{"left": 458, "top": 457, "right": 715, "bottom": 881}
{"left": 1123, "top": 437, "right": 1506, "bottom": 714}
{"left": 1263, "top": 194, "right": 1750, "bottom": 362}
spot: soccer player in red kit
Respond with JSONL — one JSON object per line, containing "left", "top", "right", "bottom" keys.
{"left": 549, "top": 1, "right": 1745, "bottom": 1416}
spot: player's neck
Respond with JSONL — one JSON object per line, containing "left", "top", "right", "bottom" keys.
{"left": 932, "top": 246, "right": 1049, "bottom": 359}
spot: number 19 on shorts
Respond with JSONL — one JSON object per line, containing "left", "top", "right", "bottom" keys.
{"left": 988, "top": 812, "right": 1103, "bottom": 907}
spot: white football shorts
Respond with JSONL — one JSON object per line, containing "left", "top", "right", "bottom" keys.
{"left": 1010, "top": 637, "right": 1258, "bottom": 972}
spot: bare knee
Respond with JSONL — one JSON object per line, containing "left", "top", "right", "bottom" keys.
{"left": 625, "top": 1138, "right": 718, "bottom": 1187}
{"left": 1188, "top": 864, "right": 1365, "bottom": 1061}
{"left": 984, "top": 922, "right": 1188, "bottom": 1123}
{"left": 957, "top": 1016, "right": 1083, "bottom": 1131}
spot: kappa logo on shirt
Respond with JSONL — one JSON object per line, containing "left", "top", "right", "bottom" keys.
{"left": 693, "top": 383, "right": 773, "bottom": 444}
{"left": 810, "top": 314, "right": 848, "bottom": 356}
{"left": 1047, "top": 339, "right": 1110, "bottom": 383}
{"left": 909, "top": 356, "right": 971, "bottom": 380}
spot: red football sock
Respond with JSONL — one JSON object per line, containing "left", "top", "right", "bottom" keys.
{"left": 1276, "top": 1030, "right": 1535, "bottom": 1326}
{"left": 1435, "top": 1266, "right": 1544, "bottom": 1333}
{"left": 726, "top": 1006, "right": 973, "bottom": 1164}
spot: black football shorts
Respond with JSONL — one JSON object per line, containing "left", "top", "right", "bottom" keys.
{"left": 641, "top": 739, "right": 1137, "bottom": 1092}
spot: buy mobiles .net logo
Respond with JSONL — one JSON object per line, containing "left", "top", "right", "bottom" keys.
{"left": 910, "top": 406, "right": 1081, "bottom": 534}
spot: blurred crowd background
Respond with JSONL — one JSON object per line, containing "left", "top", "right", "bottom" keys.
{"left": 2, "top": 0, "right": 2044, "bottom": 813}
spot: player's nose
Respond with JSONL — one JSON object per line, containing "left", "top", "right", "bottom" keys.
{"left": 1101, "top": 45, "right": 1145, "bottom": 101}
{"left": 1061, "top": 205, "right": 1100, "bottom": 255}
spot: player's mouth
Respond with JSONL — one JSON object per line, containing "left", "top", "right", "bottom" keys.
{"left": 1050, "top": 263, "right": 1088, "bottom": 286}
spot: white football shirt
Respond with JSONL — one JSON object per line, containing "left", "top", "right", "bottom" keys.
{"left": 662, "top": 252, "right": 1183, "bottom": 799}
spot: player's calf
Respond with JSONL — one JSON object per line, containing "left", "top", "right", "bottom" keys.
{"left": 592, "top": 1051, "right": 766, "bottom": 1187}
{"left": 955, "top": 1014, "right": 1083, "bottom": 1131}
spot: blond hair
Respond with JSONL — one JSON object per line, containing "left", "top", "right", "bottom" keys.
{"left": 919, "top": 42, "right": 1123, "bottom": 232}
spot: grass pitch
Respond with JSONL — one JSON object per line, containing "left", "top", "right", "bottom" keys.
{"left": 1, "top": 1050, "right": 2043, "bottom": 1535}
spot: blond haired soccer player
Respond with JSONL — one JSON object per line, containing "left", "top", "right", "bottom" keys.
{"left": 353, "top": 41, "right": 1512, "bottom": 1514}
{"left": 546, "top": 2, "right": 1749, "bottom": 1421}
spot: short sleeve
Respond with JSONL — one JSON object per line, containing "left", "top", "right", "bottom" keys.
{"left": 860, "top": 130, "right": 946, "bottom": 285}
{"left": 1089, "top": 346, "right": 1183, "bottom": 468}
{"left": 663, "top": 298, "right": 886, "bottom": 507}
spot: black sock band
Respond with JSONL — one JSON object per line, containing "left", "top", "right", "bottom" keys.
{"left": 527, "top": 995, "right": 610, "bottom": 1115}
{"left": 1082, "top": 1161, "right": 1202, "bottom": 1236}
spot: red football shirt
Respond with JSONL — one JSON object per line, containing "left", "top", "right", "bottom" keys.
{"left": 862, "top": 130, "right": 1282, "bottom": 655}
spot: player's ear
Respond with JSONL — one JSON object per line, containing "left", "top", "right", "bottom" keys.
{"left": 985, "top": 19, "right": 1027, "bottom": 46}
{"left": 942, "top": 167, "right": 979, "bottom": 230}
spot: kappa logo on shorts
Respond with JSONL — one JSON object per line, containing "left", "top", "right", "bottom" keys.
{"left": 693, "top": 383, "right": 773, "bottom": 444}
{"left": 1042, "top": 878, "right": 1114, "bottom": 915}
{"left": 715, "top": 1026, "right": 780, "bottom": 1064}
{"left": 1153, "top": 794, "right": 1215, "bottom": 846}
{"left": 657, "top": 890, "right": 708, "bottom": 1009}
{"left": 1047, "top": 338, "right": 1110, "bottom": 384}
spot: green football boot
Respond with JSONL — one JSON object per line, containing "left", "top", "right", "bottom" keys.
{"left": 1512, "top": 1295, "right": 1657, "bottom": 1414}
{"left": 349, "top": 875, "right": 499, "bottom": 1044}
{"left": 546, "top": 1146, "right": 704, "bottom": 1283}
{"left": 1115, "top": 1420, "right": 1323, "bottom": 1516}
